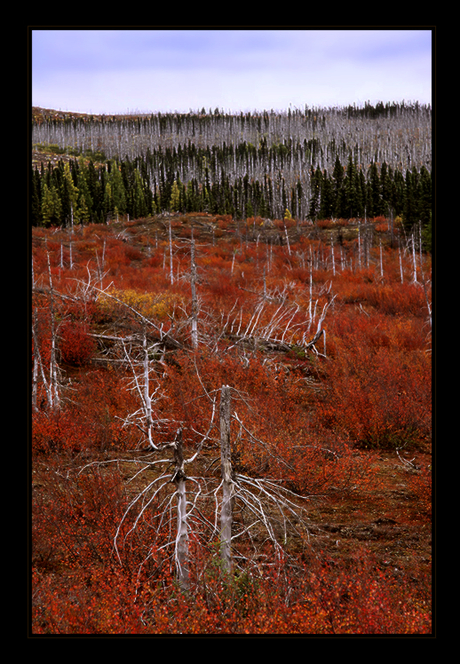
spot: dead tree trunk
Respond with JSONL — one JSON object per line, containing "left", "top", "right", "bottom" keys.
{"left": 190, "top": 226, "right": 198, "bottom": 350}
{"left": 220, "top": 385, "right": 233, "bottom": 574}
{"left": 171, "top": 428, "right": 190, "bottom": 592}
{"left": 46, "top": 250, "right": 60, "bottom": 411}
{"left": 168, "top": 219, "right": 174, "bottom": 285}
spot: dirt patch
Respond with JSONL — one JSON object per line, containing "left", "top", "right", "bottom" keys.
{"left": 304, "top": 450, "right": 432, "bottom": 576}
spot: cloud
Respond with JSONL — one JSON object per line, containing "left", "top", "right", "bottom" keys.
{"left": 32, "top": 28, "right": 432, "bottom": 113}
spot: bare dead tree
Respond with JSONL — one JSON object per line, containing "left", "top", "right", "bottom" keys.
{"left": 219, "top": 385, "right": 233, "bottom": 573}
{"left": 190, "top": 226, "right": 199, "bottom": 350}
{"left": 88, "top": 283, "right": 185, "bottom": 352}
{"left": 43, "top": 250, "right": 61, "bottom": 411}
{"left": 119, "top": 331, "right": 164, "bottom": 451}
{"left": 32, "top": 307, "right": 49, "bottom": 411}
{"left": 223, "top": 288, "right": 336, "bottom": 358}
{"left": 168, "top": 219, "right": 174, "bottom": 285}
{"left": 107, "top": 382, "right": 314, "bottom": 600}
{"left": 411, "top": 232, "right": 418, "bottom": 284}
{"left": 171, "top": 428, "right": 190, "bottom": 591}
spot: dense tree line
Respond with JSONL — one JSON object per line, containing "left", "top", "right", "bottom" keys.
{"left": 31, "top": 148, "right": 431, "bottom": 232}
{"left": 32, "top": 101, "right": 431, "bottom": 172}
{"left": 31, "top": 102, "right": 431, "bottom": 231}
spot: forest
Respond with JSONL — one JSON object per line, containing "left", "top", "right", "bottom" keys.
{"left": 30, "top": 103, "right": 432, "bottom": 635}
{"left": 31, "top": 102, "right": 431, "bottom": 236}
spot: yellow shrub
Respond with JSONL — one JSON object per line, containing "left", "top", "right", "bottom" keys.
{"left": 98, "top": 288, "right": 185, "bottom": 320}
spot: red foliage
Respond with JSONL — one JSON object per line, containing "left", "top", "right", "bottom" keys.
{"left": 314, "top": 341, "right": 431, "bottom": 450}
{"left": 58, "top": 320, "right": 96, "bottom": 366}
{"left": 32, "top": 541, "right": 431, "bottom": 634}
{"left": 315, "top": 219, "right": 335, "bottom": 229}
{"left": 32, "top": 369, "right": 139, "bottom": 456}
{"left": 32, "top": 463, "right": 150, "bottom": 634}
{"left": 31, "top": 217, "right": 432, "bottom": 634}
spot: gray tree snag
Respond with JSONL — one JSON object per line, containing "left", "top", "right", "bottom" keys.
{"left": 120, "top": 330, "right": 162, "bottom": 451}
{"left": 168, "top": 218, "right": 174, "bottom": 285}
{"left": 190, "top": 225, "right": 199, "bottom": 350}
{"left": 219, "top": 385, "right": 233, "bottom": 573}
{"left": 171, "top": 428, "right": 190, "bottom": 592}
{"left": 46, "top": 249, "right": 61, "bottom": 411}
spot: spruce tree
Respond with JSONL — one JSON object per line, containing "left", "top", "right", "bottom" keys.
{"left": 418, "top": 166, "right": 432, "bottom": 229}
{"left": 343, "top": 154, "right": 360, "bottom": 218}
{"left": 41, "top": 182, "right": 62, "bottom": 227}
{"left": 319, "top": 170, "right": 334, "bottom": 219}
{"left": 76, "top": 159, "right": 93, "bottom": 224}
{"left": 308, "top": 167, "right": 322, "bottom": 220}
{"left": 31, "top": 168, "right": 42, "bottom": 226}
{"left": 133, "top": 169, "right": 148, "bottom": 218}
{"left": 332, "top": 155, "right": 344, "bottom": 218}
{"left": 380, "top": 162, "right": 393, "bottom": 215}
{"left": 358, "top": 170, "right": 366, "bottom": 218}
{"left": 108, "top": 161, "right": 126, "bottom": 216}
{"left": 368, "top": 162, "right": 381, "bottom": 217}
{"left": 103, "top": 181, "right": 113, "bottom": 221}
{"left": 393, "top": 170, "right": 405, "bottom": 217}
{"left": 403, "top": 168, "right": 419, "bottom": 230}
{"left": 170, "top": 180, "right": 181, "bottom": 212}
{"left": 185, "top": 180, "right": 197, "bottom": 212}
{"left": 296, "top": 180, "right": 303, "bottom": 220}
{"left": 61, "top": 162, "right": 79, "bottom": 226}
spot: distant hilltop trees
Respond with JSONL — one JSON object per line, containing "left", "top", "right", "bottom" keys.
{"left": 31, "top": 102, "right": 431, "bottom": 232}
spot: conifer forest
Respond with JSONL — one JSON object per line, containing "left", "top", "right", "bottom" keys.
{"left": 30, "top": 102, "right": 433, "bottom": 635}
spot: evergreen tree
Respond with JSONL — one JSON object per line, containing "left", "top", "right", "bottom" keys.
{"left": 368, "top": 162, "right": 381, "bottom": 217}
{"left": 103, "top": 181, "right": 114, "bottom": 221}
{"left": 393, "top": 170, "right": 405, "bottom": 217}
{"left": 108, "top": 161, "right": 127, "bottom": 217}
{"left": 289, "top": 188, "right": 296, "bottom": 220}
{"left": 132, "top": 169, "right": 148, "bottom": 218}
{"left": 31, "top": 168, "right": 42, "bottom": 226}
{"left": 380, "top": 162, "right": 393, "bottom": 215}
{"left": 332, "top": 155, "right": 344, "bottom": 217}
{"left": 41, "top": 182, "right": 62, "bottom": 227}
{"left": 61, "top": 162, "right": 79, "bottom": 226}
{"left": 170, "top": 180, "right": 181, "bottom": 212}
{"left": 85, "top": 160, "right": 103, "bottom": 222}
{"left": 358, "top": 170, "right": 367, "bottom": 218}
{"left": 185, "top": 179, "right": 198, "bottom": 212}
{"left": 418, "top": 166, "right": 432, "bottom": 228}
{"left": 296, "top": 180, "right": 303, "bottom": 220}
{"left": 319, "top": 170, "right": 334, "bottom": 219}
{"left": 76, "top": 158, "right": 93, "bottom": 224}
{"left": 403, "top": 168, "right": 419, "bottom": 230}
{"left": 308, "top": 167, "right": 322, "bottom": 220}
{"left": 342, "top": 154, "right": 361, "bottom": 218}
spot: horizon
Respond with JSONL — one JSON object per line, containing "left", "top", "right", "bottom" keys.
{"left": 33, "top": 99, "right": 431, "bottom": 117}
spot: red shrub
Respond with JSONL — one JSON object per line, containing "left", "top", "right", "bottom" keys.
{"left": 313, "top": 343, "right": 431, "bottom": 450}
{"left": 316, "top": 219, "right": 334, "bottom": 229}
{"left": 59, "top": 320, "right": 95, "bottom": 367}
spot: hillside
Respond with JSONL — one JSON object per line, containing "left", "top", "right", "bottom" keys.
{"left": 31, "top": 103, "right": 432, "bottom": 234}
{"left": 31, "top": 205, "right": 432, "bottom": 634}
{"left": 31, "top": 103, "right": 432, "bottom": 634}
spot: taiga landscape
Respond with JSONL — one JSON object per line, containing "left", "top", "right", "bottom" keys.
{"left": 31, "top": 102, "right": 432, "bottom": 634}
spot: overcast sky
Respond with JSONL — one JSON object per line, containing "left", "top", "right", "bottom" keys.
{"left": 31, "top": 28, "right": 432, "bottom": 114}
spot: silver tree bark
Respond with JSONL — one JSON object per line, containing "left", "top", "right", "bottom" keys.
{"left": 46, "top": 250, "right": 60, "bottom": 411}
{"left": 220, "top": 385, "right": 233, "bottom": 573}
{"left": 190, "top": 226, "right": 198, "bottom": 350}
{"left": 171, "top": 428, "right": 190, "bottom": 592}
{"left": 168, "top": 219, "right": 174, "bottom": 285}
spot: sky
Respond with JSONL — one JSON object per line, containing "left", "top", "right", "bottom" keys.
{"left": 31, "top": 28, "right": 432, "bottom": 115}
